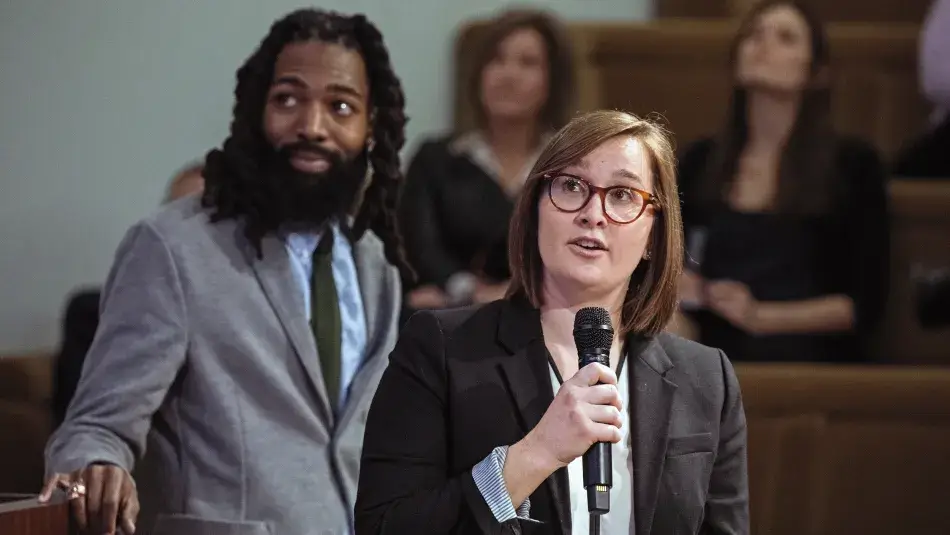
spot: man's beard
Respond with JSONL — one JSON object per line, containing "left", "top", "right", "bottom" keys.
{"left": 259, "top": 140, "right": 368, "bottom": 233}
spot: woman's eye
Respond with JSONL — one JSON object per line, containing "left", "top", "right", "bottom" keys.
{"left": 611, "top": 189, "right": 639, "bottom": 204}
{"left": 563, "top": 179, "right": 582, "bottom": 191}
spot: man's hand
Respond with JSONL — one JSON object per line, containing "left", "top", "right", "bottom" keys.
{"left": 39, "top": 463, "right": 139, "bottom": 535}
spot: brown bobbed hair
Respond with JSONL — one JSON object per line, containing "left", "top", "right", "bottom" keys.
{"left": 466, "top": 8, "right": 576, "bottom": 131}
{"left": 699, "top": 0, "right": 835, "bottom": 215}
{"left": 507, "top": 110, "right": 684, "bottom": 337}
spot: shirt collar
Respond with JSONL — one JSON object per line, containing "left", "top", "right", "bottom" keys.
{"left": 448, "top": 130, "right": 553, "bottom": 196}
{"left": 283, "top": 219, "right": 343, "bottom": 260}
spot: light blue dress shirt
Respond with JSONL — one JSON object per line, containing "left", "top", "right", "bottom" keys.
{"left": 283, "top": 221, "right": 367, "bottom": 413}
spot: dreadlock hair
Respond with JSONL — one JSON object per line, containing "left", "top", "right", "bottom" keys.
{"left": 200, "top": 9, "right": 414, "bottom": 280}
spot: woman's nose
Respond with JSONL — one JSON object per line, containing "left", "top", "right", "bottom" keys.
{"left": 576, "top": 193, "right": 608, "bottom": 227}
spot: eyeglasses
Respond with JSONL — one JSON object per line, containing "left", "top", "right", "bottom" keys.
{"left": 544, "top": 173, "right": 659, "bottom": 224}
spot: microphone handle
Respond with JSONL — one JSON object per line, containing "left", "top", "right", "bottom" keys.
{"left": 583, "top": 443, "right": 612, "bottom": 513}
{"left": 579, "top": 350, "right": 612, "bottom": 515}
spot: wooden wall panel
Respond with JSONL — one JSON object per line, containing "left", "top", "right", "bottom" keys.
{"left": 656, "top": 0, "right": 933, "bottom": 24}
{"left": 584, "top": 20, "right": 927, "bottom": 157}
{"left": 878, "top": 180, "right": 950, "bottom": 365}
{"left": 455, "top": 20, "right": 927, "bottom": 157}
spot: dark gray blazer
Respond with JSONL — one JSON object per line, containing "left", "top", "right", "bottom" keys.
{"left": 356, "top": 297, "right": 749, "bottom": 535}
{"left": 45, "top": 196, "right": 402, "bottom": 535}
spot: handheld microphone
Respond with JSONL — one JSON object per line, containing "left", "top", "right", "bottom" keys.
{"left": 572, "top": 306, "right": 614, "bottom": 521}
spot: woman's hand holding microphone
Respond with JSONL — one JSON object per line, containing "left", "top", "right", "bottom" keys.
{"left": 503, "top": 363, "right": 623, "bottom": 507}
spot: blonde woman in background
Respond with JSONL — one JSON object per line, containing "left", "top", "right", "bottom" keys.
{"left": 399, "top": 9, "right": 576, "bottom": 312}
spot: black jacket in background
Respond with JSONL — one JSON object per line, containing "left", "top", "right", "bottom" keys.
{"left": 52, "top": 288, "right": 100, "bottom": 426}
{"left": 892, "top": 116, "right": 950, "bottom": 179}
{"left": 399, "top": 137, "right": 516, "bottom": 290}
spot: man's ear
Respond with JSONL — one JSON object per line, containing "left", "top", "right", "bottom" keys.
{"left": 365, "top": 109, "right": 376, "bottom": 152}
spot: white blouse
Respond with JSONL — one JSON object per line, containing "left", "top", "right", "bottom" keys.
{"left": 549, "top": 360, "right": 634, "bottom": 534}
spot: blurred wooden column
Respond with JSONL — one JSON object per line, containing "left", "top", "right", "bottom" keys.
{"left": 728, "top": 0, "right": 756, "bottom": 18}
{"left": 655, "top": 0, "right": 731, "bottom": 18}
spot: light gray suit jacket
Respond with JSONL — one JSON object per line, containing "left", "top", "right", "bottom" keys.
{"left": 45, "top": 196, "right": 402, "bottom": 535}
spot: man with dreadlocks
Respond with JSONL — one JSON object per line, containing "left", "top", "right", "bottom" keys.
{"left": 39, "top": 9, "right": 410, "bottom": 535}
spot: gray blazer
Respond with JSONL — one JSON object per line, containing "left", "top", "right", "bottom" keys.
{"left": 45, "top": 196, "right": 402, "bottom": 535}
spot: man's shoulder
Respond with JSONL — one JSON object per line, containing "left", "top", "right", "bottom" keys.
{"left": 140, "top": 195, "right": 219, "bottom": 239}
{"left": 109, "top": 196, "right": 245, "bottom": 275}
{"left": 127, "top": 195, "right": 246, "bottom": 259}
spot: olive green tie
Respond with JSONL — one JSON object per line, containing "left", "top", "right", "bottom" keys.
{"left": 311, "top": 231, "right": 341, "bottom": 411}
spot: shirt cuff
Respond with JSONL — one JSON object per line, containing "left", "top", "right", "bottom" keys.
{"left": 471, "top": 445, "right": 532, "bottom": 522}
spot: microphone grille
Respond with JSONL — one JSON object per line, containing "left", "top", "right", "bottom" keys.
{"left": 573, "top": 307, "right": 614, "bottom": 352}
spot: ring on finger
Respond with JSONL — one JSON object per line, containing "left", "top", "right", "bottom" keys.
{"left": 64, "top": 480, "right": 86, "bottom": 498}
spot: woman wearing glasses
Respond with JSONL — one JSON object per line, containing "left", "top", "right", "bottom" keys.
{"left": 355, "top": 110, "right": 749, "bottom": 535}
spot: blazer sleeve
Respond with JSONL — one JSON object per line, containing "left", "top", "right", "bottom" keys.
{"left": 44, "top": 220, "right": 188, "bottom": 477}
{"left": 702, "top": 350, "right": 750, "bottom": 535}
{"left": 840, "top": 141, "right": 890, "bottom": 336}
{"left": 399, "top": 141, "right": 468, "bottom": 289}
{"left": 53, "top": 289, "right": 101, "bottom": 426}
{"left": 355, "top": 311, "right": 524, "bottom": 535}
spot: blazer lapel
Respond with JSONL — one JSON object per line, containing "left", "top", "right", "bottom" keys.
{"left": 629, "top": 336, "right": 677, "bottom": 535}
{"left": 248, "top": 235, "right": 333, "bottom": 425}
{"left": 335, "top": 233, "right": 389, "bottom": 429}
{"left": 350, "top": 234, "right": 382, "bottom": 360}
{"left": 496, "top": 299, "right": 570, "bottom": 535}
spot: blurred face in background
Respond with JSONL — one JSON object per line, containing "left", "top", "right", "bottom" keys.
{"left": 480, "top": 27, "right": 550, "bottom": 124}
{"left": 735, "top": 4, "right": 813, "bottom": 94}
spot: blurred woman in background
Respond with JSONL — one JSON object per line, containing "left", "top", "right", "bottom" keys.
{"left": 399, "top": 9, "right": 576, "bottom": 310}
{"left": 676, "top": 0, "right": 889, "bottom": 362}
